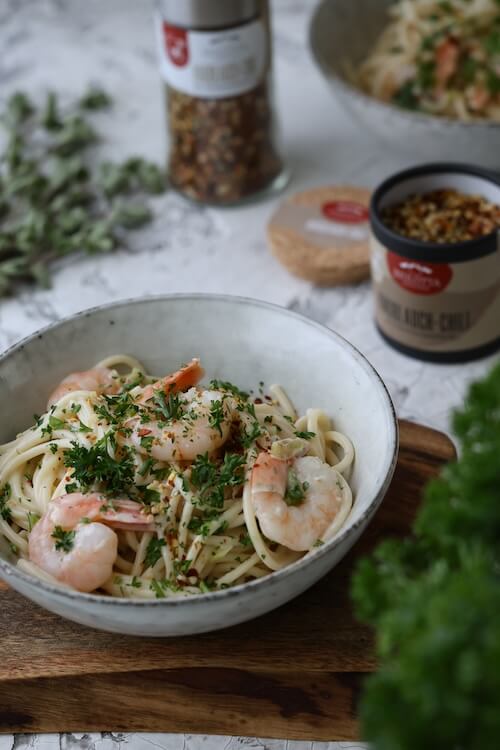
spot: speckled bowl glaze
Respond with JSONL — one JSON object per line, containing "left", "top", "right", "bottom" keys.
{"left": 310, "top": 0, "right": 500, "bottom": 168}
{"left": 0, "top": 295, "right": 398, "bottom": 636}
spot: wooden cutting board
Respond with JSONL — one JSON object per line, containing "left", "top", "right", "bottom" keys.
{"left": 0, "top": 419, "right": 455, "bottom": 740}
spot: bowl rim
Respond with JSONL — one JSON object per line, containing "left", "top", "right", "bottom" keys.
{"left": 0, "top": 293, "right": 399, "bottom": 607}
{"left": 309, "top": 0, "right": 500, "bottom": 132}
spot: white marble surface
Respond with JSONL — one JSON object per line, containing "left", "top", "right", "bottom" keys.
{"left": 0, "top": 0, "right": 497, "bottom": 747}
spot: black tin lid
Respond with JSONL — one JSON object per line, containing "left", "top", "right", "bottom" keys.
{"left": 370, "top": 162, "right": 500, "bottom": 263}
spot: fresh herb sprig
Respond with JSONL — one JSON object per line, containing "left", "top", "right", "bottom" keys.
{"left": 351, "top": 363, "right": 500, "bottom": 750}
{"left": 51, "top": 525, "right": 75, "bottom": 553}
{"left": 0, "top": 87, "right": 166, "bottom": 296}
{"left": 144, "top": 537, "right": 166, "bottom": 569}
{"left": 190, "top": 451, "right": 245, "bottom": 510}
{"left": 63, "top": 433, "right": 135, "bottom": 495}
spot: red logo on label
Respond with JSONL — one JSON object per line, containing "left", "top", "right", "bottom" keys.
{"left": 322, "top": 201, "right": 369, "bottom": 224}
{"left": 163, "top": 23, "right": 189, "bottom": 67}
{"left": 387, "top": 252, "right": 453, "bottom": 295}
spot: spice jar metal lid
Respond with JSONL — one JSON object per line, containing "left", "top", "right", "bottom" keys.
{"left": 157, "top": 0, "right": 260, "bottom": 29}
{"left": 267, "top": 185, "right": 372, "bottom": 285}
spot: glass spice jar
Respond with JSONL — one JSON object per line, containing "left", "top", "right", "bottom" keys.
{"left": 155, "top": 0, "right": 287, "bottom": 205}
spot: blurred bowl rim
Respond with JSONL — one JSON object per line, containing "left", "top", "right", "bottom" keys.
{"left": 309, "top": 0, "right": 500, "bottom": 132}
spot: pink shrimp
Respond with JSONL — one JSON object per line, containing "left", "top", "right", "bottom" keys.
{"left": 435, "top": 38, "right": 460, "bottom": 90}
{"left": 250, "top": 452, "right": 343, "bottom": 552}
{"left": 47, "top": 367, "right": 119, "bottom": 408}
{"left": 28, "top": 493, "right": 155, "bottom": 593}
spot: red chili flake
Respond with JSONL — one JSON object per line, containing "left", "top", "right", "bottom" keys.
{"left": 138, "top": 428, "right": 152, "bottom": 437}
{"left": 187, "top": 568, "right": 199, "bottom": 578}
{"left": 254, "top": 398, "right": 263, "bottom": 404}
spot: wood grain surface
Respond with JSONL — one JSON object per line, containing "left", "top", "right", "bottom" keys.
{"left": 0, "top": 419, "right": 456, "bottom": 740}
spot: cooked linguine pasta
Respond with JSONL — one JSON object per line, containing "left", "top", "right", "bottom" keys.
{"left": 0, "top": 356, "right": 354, "bottom": 599}
{"left": 352, "top": 0, "right": 500, "bottom": 121}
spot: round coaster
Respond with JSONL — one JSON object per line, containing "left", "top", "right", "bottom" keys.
{"left": 267, "top": 185, "right": 372, "bottom": 285}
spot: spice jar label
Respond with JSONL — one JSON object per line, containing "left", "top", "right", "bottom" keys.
{"left": 156, "top": 18, "right": 267, "bottom": 99}
{"left": 372, "top": 237, "right": 500, "bottom": 354}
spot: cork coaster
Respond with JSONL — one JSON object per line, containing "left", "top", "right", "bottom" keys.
{"left": 267, "top": 185, "right": 372, "bottom": 285}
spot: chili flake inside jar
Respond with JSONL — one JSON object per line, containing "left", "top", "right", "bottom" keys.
{"left": 382, "top": 189, "right": 500, "bottom": 243}
{"left": 156, "top": 0, "right": 286, "bottom": 205}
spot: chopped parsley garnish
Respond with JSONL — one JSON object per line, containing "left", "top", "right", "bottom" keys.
{"left": 219, "top": 452, "right": 246, "bottom": 486}
{"left": 26, "top": 512, "right": 40, "bottom": 531}
{"left": 0, "top": 484, "right": 12, "bottom": 521}
{"left": 140, "top": 435, "right": 154, "bottom": 452}
{"left": 295, "top": 430, "right": 315, "bottom": 440}
{"left": 63, "top": 434, "right": 135, "bottom": 494}
{"left": 41, "top": 415, "right": 66, "bottom": 437}
{"left": 144, "top": 537, "right": 166, "bottom": 568}
{"left": 392, "top": 81, "right": 419, "bottom": 111}
{"left": 240, "top": 532, "right": 252, "bottom": 547}
{"left": 152, "top": 390, "right": 184, "bottom": 421}
{"left": 284, "top": 471, "right": 308, "bottom": 506}
{"left": 209, "top": 379, "right": 249, "bottom": 401}
{"left": 241, "top": 420, "right": 262, "bottom": 448}
{"left": 188, "top": 517, "right": 211, "bottom": 536}
{"left": 95, "top": 391, "right": 139, "bottom": 424}
{"left": 208, "top": 399, "right": 225, "bottom": 436}
{"left": 128, "top": 576, "right": 142, "bottom": 588}
{"left": 150, "top": 579, "right": 166, "bottom": 598}
{"left": 190, "top": 452, "right": 245, "bottom": 510}
{"left": 49, "top": 443, "right": 58, "bottom": 454}
{"left": 173, "top": 559, "right": 192, "bottom": 577}
{"left": 52, "top": 525, "right": 75, "bottom": 552}
{"left": 138, "top": 457, "right": 155, "bottom": 477}
{"left": 143, "top": 487, "right": 161, "bottom": 504}
{"left": 199, "top": 580, "right": 216, "bottom": 593}
{"left": 191, "top": 453, "right": 218, "bottom": 488}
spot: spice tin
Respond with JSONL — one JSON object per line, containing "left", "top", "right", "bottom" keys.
{"left": 155, "top": 0, "right": 287, "bottom": 205}
{"left": 370, "top": 164, "right": 500, "bottom": 363}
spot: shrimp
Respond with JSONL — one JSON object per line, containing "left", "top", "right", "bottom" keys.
{"left": 128, "top": 387, "right": 233, "bottom": 462}
{"left": 48, "top": 367, "right": 118, "bottom": 408}
{"left": 250, "top": 452, "right": 343, "bottom": 552}
{"left": 138, "top": 358, "right": 205, "bottom": 403}
{"left": 435, "top": 38, "right": 460, "bottom": 90}
{"left": 28, "top": 493, "right": 155, "bottom": 592}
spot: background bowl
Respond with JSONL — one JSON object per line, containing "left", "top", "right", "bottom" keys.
{"left": 0, "top": 295, "right": 398, "bottom": 636}
{"left": 310, "top": 0, "right": 500, "bottom": 168}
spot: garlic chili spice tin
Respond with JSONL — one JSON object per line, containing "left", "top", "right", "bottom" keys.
{"left": 370, "top": 164, "right": 500, "bottom": 363}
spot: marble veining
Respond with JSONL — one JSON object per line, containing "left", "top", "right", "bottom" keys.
{"left": 0, "top": 0, "right": 496, "bottom": 746}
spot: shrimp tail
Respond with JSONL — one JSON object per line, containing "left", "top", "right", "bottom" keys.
{"left": 139, "top": 358, "right": 205, "bottom": 403}
{"left": 98, "top": 498, "right": 155, "bottom": 532}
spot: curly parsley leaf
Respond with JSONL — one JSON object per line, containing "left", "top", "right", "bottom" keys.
{"left": 52, "top": 525, "right": 75, "bottom": 553}
{"left": 63, "top": 434, "right": 135, "bottom": 495}
{"left": 144, "top": 537, "right": 166, "bottom": 568}
{"left": 351, "top": 363, "right": 500, "bottom": 750}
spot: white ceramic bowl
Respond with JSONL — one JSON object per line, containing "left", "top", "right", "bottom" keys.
{"left": 0, "top": 295, "right": 398, "bottom": 636}
{"left": 310, "top": 0, "right": 500, "bottom": 168}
